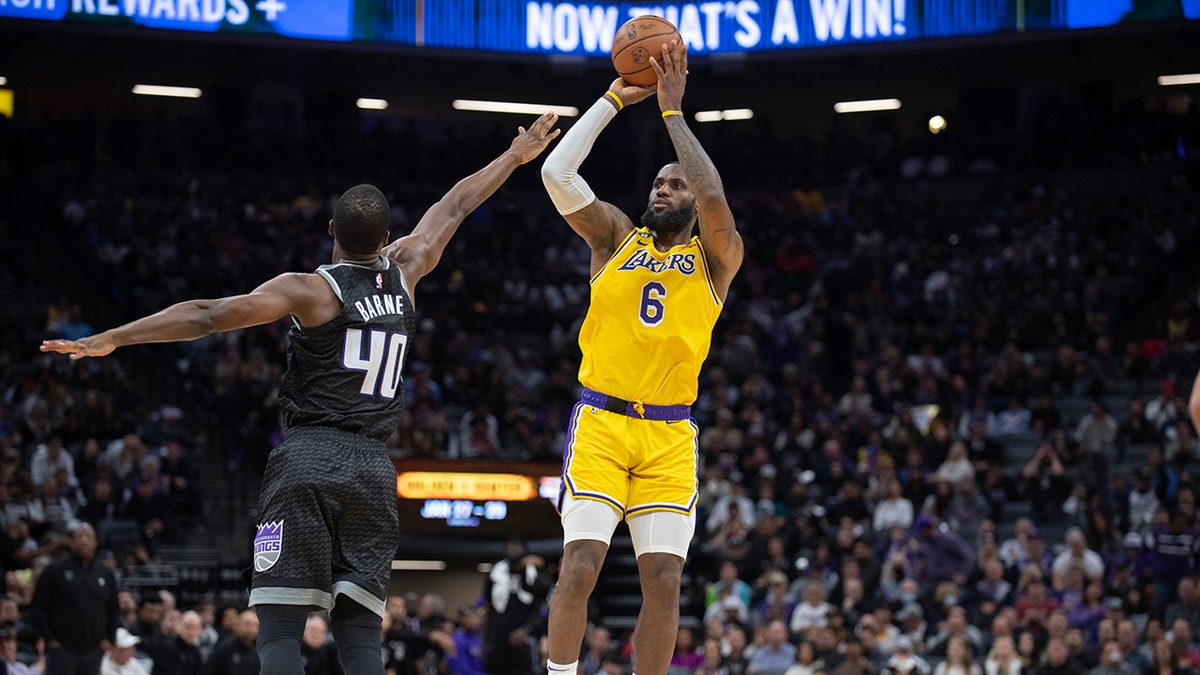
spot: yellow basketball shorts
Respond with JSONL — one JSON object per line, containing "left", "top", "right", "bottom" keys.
{"left": 559, "top": 401, "right": 699, "bottom": 517}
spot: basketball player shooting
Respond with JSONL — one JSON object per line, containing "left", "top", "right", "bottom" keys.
{"left": 540, "top": 41, "right": 743, "bottom": 675}
{"left": 41, "top": 113, "right": 560, "bottom": 675}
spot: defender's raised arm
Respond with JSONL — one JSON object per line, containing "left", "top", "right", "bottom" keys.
{"left": 385, "top": 112, "right": 560, "bottom": 288}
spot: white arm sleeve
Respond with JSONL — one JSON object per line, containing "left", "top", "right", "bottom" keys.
{"left": 540, "top": 97, "right": 617, "bottom": 215}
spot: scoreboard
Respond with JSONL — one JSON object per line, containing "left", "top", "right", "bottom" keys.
{"left": 3, "top": 1, "right": 1197, "bottom": 57}
{"left": 393, "top": 458, "right": 563, "bottom": 538}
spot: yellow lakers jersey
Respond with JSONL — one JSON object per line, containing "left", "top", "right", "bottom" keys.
{"left": 578, "top": 227, "right": 723, "bottom": 406}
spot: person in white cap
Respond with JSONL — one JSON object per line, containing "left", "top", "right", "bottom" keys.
{"left": 101, "top": 628, "right": 148, "bottom": 675}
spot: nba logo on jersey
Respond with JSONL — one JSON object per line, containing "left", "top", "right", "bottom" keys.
{"left": 253, "top": 520, "right": 284, "bottom": 571}
{"left": 375, "top": 273, "right": 384, "bottom": 289}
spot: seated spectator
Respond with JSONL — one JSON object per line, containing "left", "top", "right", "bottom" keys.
{"left": 1087, "top": 640, "right": 1137, "bottom": 675}
{"left": 935, "top": 443, "right": 975, "bottom": 487}
{"left": 153, "top": 608, "right": 203, "bottom": 675}
{"left": 1162, "top": 577, "right": 1200, "bottom": 637}
{"left": 695, "top": 638, "right": 726, "bottom": 675}
{"left": 789, "top": 583, "right": 835, "bottom": 635}
{"left": 974, "top": 559, "right": 1015, "bottom": 608}
{"left": 1164, "top": 619, "right": 1200, "bottom": 671}
{"left": 747, "top": 621, "right": 794, "bottom": 675}
{"left": 301, "top": 614, "right": 344, "bottom": 675}
{"left": 1017, "top": 631, "right": 1042, "bottom": 671}
{"left": 999, "top": 519, "right": 1037, "bottom": 569}
{"left": 832, "top": 635, "right": 878, "bottom": 675}
{"left": 838, "top": 577, "right": 872, "bottom": 628}
{"left": 721, "top": 626, "right": 750, "bottom": 675}
{"left": 1116, "top": 400, "right": 1158, "bottom": 463}
{"left": 708, "top": 484, "right": 756, "bottom": 536}
{"left": 992, "top": 398, "right": 1032, "bottom": 436}
{"left": 894, "top": 603, "right": 927, "bottom": 650}
{"left": 861, "top": 610, "right": 900, "bottom": 655}
{"left": 1114, "top": 619, "right": 1147, "bottom": 673}
{"left": 883, "top": 636, "right": 930, "bottom": 675}
{"left": 1033, "top": 637, "right": 1085, "bottom": 675}
{"left": 965, "top": 423, "right": 1005, "bottom": 474}
{"left": 206, "top": 609, "right": 259, "bottom": 675}
{"left": 705, "top": 594, "right": 750, "bottom": 629}
{"left": 33, "top": 476, "right": 77, "bottom": 535}
{"left": 1143, "top": 638, "right": 1187, "bottom": 675}
{"left": 934, "top": 636, "right": 982, "bottom": 675}
{"left": 1016, "top": 578, "right": 1061, "bottom": 635}
{"left": 105, "top": 436, "right": 147, "bottom": 486}
{"left": 985, "top": 636, "right": 1021, "bottom": 675}
{"left": 120, "top": 475, "right": 172, "bottom": 550}
{"left": 1127, "top": 469, "right": 1159, "bottom": 530}
{"left": 580, "top": 625, "right": 610, "bottom": 675}
{"left": 1075, "top": 403, "right": 1118, "bottom": 454}
{"left": 101, "top": 628, "right": 150, "bottom": 675}
{"left": 1067, "top": 582, "right": 1106, "bottom": 634}
{"left": 669, "top": 628, "right": 704, "bottom": 675}
{"left": 707, "top": 561, "right": 753, "bottom": 612}
{"left": 1031, "top": 396, "right": 1064, "bottom": 435}
{"left": 29, "top": 436, "right": 75, "bottom": 489}
{"left": 785, "top": 641, "right": 825, "bottom": 675}
{"left": 754, "top": 572, "right": 797, "bottom": 630}
{"left": 874, "top": 481, "right": 914, "bottom": 533}
{"left": 928, "top": 607, "right": 985, "bottom": 659}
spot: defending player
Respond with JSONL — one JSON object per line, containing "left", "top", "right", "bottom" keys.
{"left": 41, "top": 113, "right": 561, "bottom": 675}
{"left": 539, "top": 41, "right": 743, "bottom": 675}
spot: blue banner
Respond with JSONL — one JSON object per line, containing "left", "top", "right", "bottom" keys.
{"left": 1, "top": 1, "right": 1196, "bottom": 55}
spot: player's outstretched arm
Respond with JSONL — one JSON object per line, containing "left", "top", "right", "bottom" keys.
{"left": 541, "top": 79, "right": 654, "bottom": 275}
{"left": 384, "top": 113, "right": 560, "bottom": 288}
{"left": 651, "top": 42, "right": 744, "bottom": 300}
{"left": 40, "top": 273, "right": 333, "bottom": 360}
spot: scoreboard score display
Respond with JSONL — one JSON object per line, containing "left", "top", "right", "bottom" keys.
{"left": 393, "top": 459, "right": 563, "bottom": 538}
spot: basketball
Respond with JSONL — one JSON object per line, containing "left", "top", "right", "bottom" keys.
{"left": 611, "top": 15, "right": 681, "bottom": 86}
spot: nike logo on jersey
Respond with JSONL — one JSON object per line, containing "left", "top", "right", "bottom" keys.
{"left": 353, "top": 294, "right": 407, "bottom": 321}
{"left": 617, "top": 250, "right": 696, "bottom": 275}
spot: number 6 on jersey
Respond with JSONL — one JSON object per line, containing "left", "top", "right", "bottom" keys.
{"left": 343, "top": 328, "right": 408, "bottom": 399}
{"left": 640, "top": 281, "right": 666, "bottom": 326}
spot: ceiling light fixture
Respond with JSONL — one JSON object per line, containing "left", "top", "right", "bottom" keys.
{"left": 452, "top": 99, "right": 578, "bottom": 116}
{"left": 834, "top": 98, "right": 901, "bottom": 113}
{"left": 132, "top": 84, "right": 202, "bottom": 98}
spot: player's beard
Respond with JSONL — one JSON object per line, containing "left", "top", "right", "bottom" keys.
{"left": 641, "top": 202, "right": 696, "bottom": 238}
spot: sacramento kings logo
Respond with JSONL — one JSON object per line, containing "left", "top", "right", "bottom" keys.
{"left": 254, "top": 520, "right": 284, "bottom": 572}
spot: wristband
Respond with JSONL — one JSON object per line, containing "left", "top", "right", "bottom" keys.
{"left": 604, "top": 91, "right": 624, "bottom": 111}
{"left": 662, "top": 110, "right": 684, "bottom": 119}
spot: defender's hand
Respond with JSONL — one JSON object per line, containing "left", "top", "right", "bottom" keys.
{"left": 41, "top": 334, "right": 117, "bottom": 360}
{"left": 509, "top": 112, "right": 562, "bottom": 165}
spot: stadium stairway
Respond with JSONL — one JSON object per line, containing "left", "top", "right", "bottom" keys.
{"left": 594, "top": 527, "right": 703, "bottom": 635}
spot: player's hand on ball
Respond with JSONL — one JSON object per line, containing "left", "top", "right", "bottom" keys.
{"left": 509, "top": 112, "right": 562, "bottom": 164}
{"left": 608, "top": 77, "right": 657, "bottom": 107}
{"left": 651, "top": 39, "right": 687, "bottom": 112}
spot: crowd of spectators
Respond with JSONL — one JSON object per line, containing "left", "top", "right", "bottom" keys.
{"left": 0, "top": 71, "right": 1198, "bottom": 675}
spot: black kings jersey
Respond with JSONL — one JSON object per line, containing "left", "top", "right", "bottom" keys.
{"left": 278, "top": 257, "right": 417, "bottom": 440}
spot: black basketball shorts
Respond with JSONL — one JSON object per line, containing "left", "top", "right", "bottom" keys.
{"left": 247, "top": 426, "right": 398, "bottom": 617}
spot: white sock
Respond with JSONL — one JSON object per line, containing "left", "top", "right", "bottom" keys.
{"left": 548, "top": 660, "right": 578, "bottom": 675}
